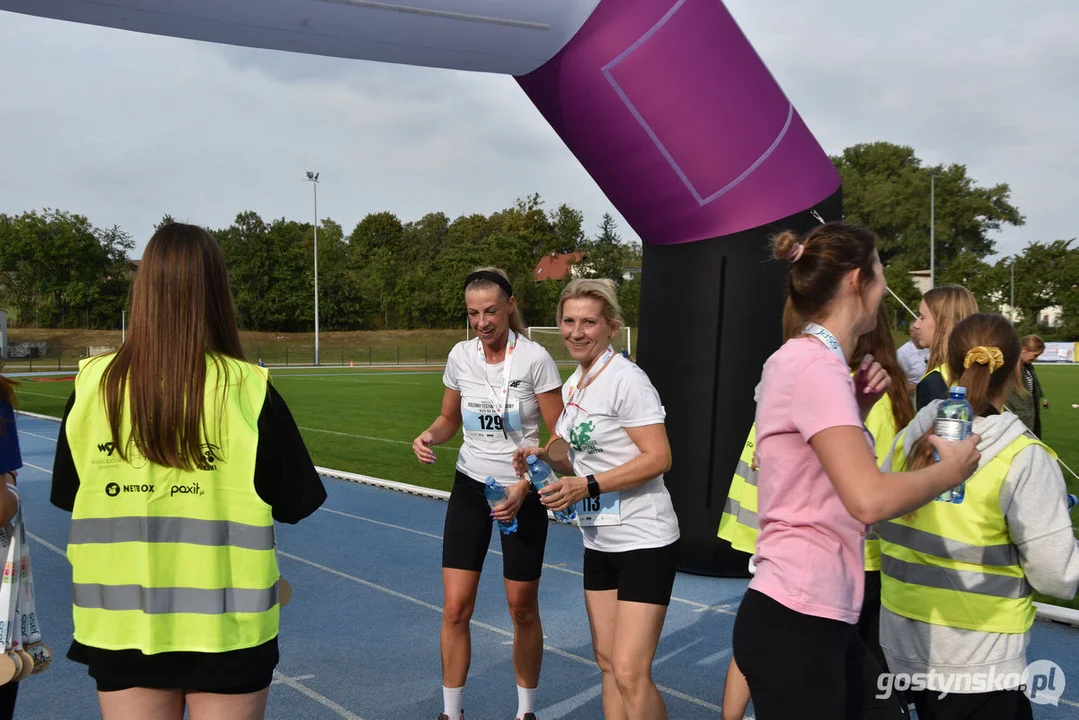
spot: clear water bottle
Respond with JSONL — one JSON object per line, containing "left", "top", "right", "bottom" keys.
{"left": 526, "top": 454, "right": 576, "bottom": 523}
{"left": 484, "top": 477, "right": 518, "bottom": 535}
{"left": 934, "top": 386, "right": 974, "bottom": 503}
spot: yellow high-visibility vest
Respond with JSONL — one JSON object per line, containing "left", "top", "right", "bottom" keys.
{"left": 919, "top": 363, "right": 950, "bottom": 385}
{"left": 66, "top": 353, "right": 278, "bottom": 654}
{"left": 880, "top": 433, "right": 1053, "bottom": 634}
{"left": 862, "top": 393, "right": 899, "bottom": 571}
{"left": 717, "top": 425, "right": 759, "bottom": 556}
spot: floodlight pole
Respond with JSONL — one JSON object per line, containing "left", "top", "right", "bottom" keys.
{"left": 305, "top": 171, "right": 320, "bottom": 366}
{"left": 930, "top": 174, "right": 935, "bottom": 290}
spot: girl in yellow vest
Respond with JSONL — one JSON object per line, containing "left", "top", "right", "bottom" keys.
{"left": 878, "top": 313, "right": 1079, "bottom": 719}
{"left": 913, "top": 285, "right": 978, "bottom": 410}
{"left": 50, "top": 224, "right": 327, "bottom": 720}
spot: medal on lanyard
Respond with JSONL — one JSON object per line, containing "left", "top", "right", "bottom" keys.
{"left": 477, "top": 330, "right": 517, "bottom": 440}
{"left": 551, "top": 345, "right": 616, "bottom": 460}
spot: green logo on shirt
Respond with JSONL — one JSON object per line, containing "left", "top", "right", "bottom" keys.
{"left": 570, "top": 421, "right": 601, "bottom": 455}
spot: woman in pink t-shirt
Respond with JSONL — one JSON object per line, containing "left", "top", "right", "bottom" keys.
{"left": 730, "top": 222, "right": 982, "bottom": 720}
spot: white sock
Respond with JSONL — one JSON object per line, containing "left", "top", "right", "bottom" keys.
{"left": 517, "top": 685, "right": 536, "bottom": 718}
{"left": 443, "top": 686, "right": 464, "bottom": 718}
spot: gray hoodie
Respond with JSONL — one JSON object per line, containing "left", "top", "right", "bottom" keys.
{"left": 877, "top": 401, "right": 1079, "bottom": 693}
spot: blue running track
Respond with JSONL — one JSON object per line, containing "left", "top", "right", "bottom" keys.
{"left": 12, "top": 414, "right": 1079, "bottom": 719}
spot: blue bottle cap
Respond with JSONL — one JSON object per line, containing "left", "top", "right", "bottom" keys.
{"left": 526, "top": 454, "right": 538, "bottom": 463}
{"left": 949, "top": 386, "right": 967, "bottom": 397}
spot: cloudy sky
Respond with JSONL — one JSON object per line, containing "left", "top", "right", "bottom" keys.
{"left": 0, "top": 1, "right": 1075, "bottom": 261}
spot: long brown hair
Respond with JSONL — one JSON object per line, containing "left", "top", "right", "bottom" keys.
{"left": 922, "top": 285, "right": 978, "bottom": 372}
{"left": 466, "top": 266, "right": 527, "bottom": 335}
{"left": 772, "top": 221, "right": 879, "bottom": 321}
{"left": 852, "top": 305, "right": 915, "bottom": 432}
{"left": 906, "top": 314, "right": 1020, "bottom": 471}
{"left": 0, "top": 376, "right": 17, "bottom": 436}
{"left": 100, "top": 223, "right": 245, "bottom": 470}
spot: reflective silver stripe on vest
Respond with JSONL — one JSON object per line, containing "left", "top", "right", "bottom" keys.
{"left": 737, "top": 460, "right": 759, "bottom": 488}
{"left": 73, "top": 582, "right": 279, "bottom": 615}
{"left": 722, "top": 496, "right": 760, "bottom": 530}
{"left": 879, "top": 523, "right": 1019, "bottom": 567}
{"left": 880, "top": 555, "right": 1031, "bottom": 599}
{"left": 69, "top": 517, "right": 274, "bottom": 552}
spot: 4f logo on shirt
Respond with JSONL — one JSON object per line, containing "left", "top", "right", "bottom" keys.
{"left": 570, "top": 421, "right": 601, "bottom": 455}
{"left": 508, "top": 380, "right": 523, "bottom": 388}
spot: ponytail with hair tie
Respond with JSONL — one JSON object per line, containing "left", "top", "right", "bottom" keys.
{"left": 964, "top": 346, "right": 1004, "bottom": 373}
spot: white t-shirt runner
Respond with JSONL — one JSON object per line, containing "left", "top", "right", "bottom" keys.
{"left": 559, "top": 353, "right": 680, "bottom": 552}
{"left": 444, "top": 335, "right": 562, "bottom": 485}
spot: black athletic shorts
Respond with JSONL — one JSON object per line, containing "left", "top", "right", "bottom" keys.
{"left": 582, "top": 541, "right": 679, "bottom": 606}
{"left": 442, "top": 470, "right": 548, "bottom": 582}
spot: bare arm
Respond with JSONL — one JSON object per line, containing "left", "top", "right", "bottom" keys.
{"left": 538, "top": 423, "right": 672, "bottom": 513}
{"left": 412, "top": 388, "right": 463, "bottom": 464}
{"left": 536, "top": 389, "right": 564, "bottom": 441}
{"left": 810, "top": 425, "right": 981, "bottom": 525}
{"left": 0, "top": 473, "right": 19, "bottom": 527}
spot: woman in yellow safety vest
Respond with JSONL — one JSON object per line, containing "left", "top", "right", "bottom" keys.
{"left": 50, "top": 223, "right": 327, "bottom": 720}
{"left": 913, "top": 285, "right": 977, "bottom": 411}
{"left": 879, "top": 313, "right": 1079, "bottom": 719}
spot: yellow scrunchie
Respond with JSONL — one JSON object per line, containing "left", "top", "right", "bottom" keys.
{"left": 964, "top": 346, "right": 1004, "bottom": 372}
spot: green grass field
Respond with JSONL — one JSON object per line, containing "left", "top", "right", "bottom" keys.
{"left": 13, "top": 363, "right": 1079, "bottom": 606}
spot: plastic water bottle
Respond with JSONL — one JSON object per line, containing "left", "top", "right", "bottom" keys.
{"left": 484, "top": 477, "right": 518, "bottom": 535}
{"left": 526, "top": 454, "right": 576, "bottom": 523}
{"left": 934, "top": 386, "right": 974, "bottom": 503}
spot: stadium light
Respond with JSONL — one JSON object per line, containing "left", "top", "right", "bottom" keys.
{"left": 930, "top": 174, "right": 935, "bottom": 290}
{"left": 304, "top": 171, "right": 321, "bottom": 365}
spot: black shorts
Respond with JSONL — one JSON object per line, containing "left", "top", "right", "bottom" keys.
{"left": 442, "top": 470, "right": 548, "bottom": 582}
{"left": 69, "top": 638, "right": 277, "bottom": 695}
{"left": 95, "top": 677, "right": 272, "bottom": 695}
{"left": 582, "top": 541, "right": 679, "bottom": 606}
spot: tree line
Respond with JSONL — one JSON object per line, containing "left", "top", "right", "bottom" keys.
{"left": 1, "top": 142, "right": 1076, "bottom": 339}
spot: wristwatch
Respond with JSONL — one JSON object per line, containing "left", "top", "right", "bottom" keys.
{"left": 586, "top": 474, "right": 600, "bottom": 498}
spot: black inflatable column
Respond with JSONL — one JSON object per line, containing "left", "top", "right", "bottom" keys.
{"left": 637, "top": 191, "right": 842, "bottom": 576}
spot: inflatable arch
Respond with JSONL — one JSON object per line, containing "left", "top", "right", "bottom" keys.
{"left": 3, "top": 0, "right": 842, "bottom": 576}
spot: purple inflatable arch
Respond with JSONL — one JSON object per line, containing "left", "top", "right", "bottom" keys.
{"left": 2, "top": 0, "right": 842, "bottom": 575}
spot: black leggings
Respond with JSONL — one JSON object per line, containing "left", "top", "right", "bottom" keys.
{"left": 733, "top": 589, "right": 906, "bottom": 720}
{"left": 0, "top": 682, "right": 15, "bottom": 720}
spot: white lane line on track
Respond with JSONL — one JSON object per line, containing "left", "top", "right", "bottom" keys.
{"left": 298, "top": 425, "right": 461, "bottom": 451}
{"left": 317, "top": 506, "right": 737, "bottom": 616}
{"left": 272, "top": 670, "right": 365, "bottom": 720}
{"left": 278, "top": 550, "right": 723, "bottom": 712}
